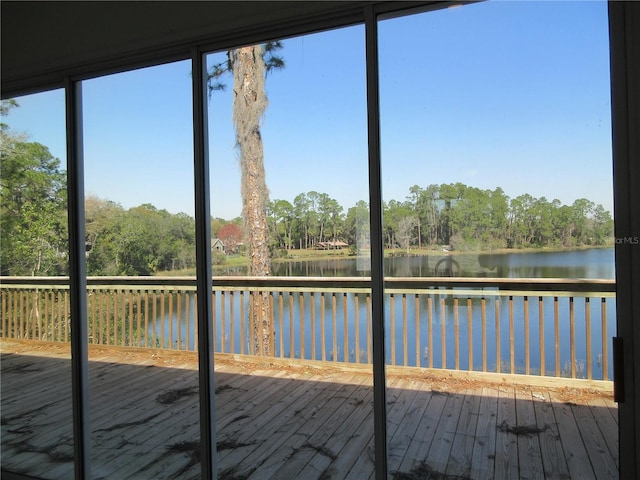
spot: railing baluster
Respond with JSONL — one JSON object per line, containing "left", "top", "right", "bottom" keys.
{"left": 481, "top": 297, "right": 487, "bottom": 373}
{"left": 440, "top": 297, "right": 446, "bottom": 369}
{"left": 602, "top": 297, "right": 608, "bottom": 381}
{"left": 241, "top": 291, "right": 246, "bottom": 355}
{"left": 289, "top": 292, "right": 294, "bottom": 359}
{"left": 89, "top": 290, "right": 95, "bottom": 345}
{"left": 106, "top": 291, "right": 112, "bottom": 346}
{"left": 220, "top": 291, "right": 226, "bottom": 354}
{"left": 270, "top": 293, "right": 275, "bottom": 355}
{"left": 300, "top": 292, "right": 305, "bottom": 359}
{"left": 428, "top": 296, "right": 433, "bottom": 368}
{"left": 176, "top": 291, "right": 182, "bottom": 350}
{"left": 211, "top": 291, "right": 216, "bottom": 352}
{"left": 343, "top": 293, "right": 348, "bottom": 363}
{"left": 64, "top": 290, "right": 69, "bottom": 343}
{"left": 143, "top": 291, "right": 149, "bottom": 348}
{"left": 332, "top": 292, "right": 337, "bottom": 361}
{"left": 229, "top": 291, "right": 234, "bottom": 354}
{"left": 539, "top": 296, "right": 545, "bottom": 376}
{"left": 524, "top": 295, "right": 529, "bottom": 375}
{"left": 18, "top": 289, "right": 24, "bottom": 339}
{"left": 585, "top": 297, "right": 592, "bottom": 379}
{"left": 454, "top": 297, "right": 460, "bottom": 370}
{"left": 495, "top": 297, "right": 502, "bottom": 373}
{"left": 402, "top": 293, "right": 408, "bottom": 367}
{"left": 152, "top": 291, "right": 158, "bottom": 348}
{"left": 415, "top": 294, "right": 420, "bottom": 368}
{"left": 184, "top": 292, "right": 189, "bottom": 351}
{"left": 321, "top": 293, "right": 326, "bottom": 361}
{"left": 390, "top": 293, "right": 396, "bottom": 366}
{"left": 467, "top": 298, "right": 473, "bottom": 372}
{"left": 168, "top": 290, "right": 174, "bottom": 350}
{"left": 129, "top": 289, "right": 134, "bottom": 347}
{"left": 278, "top": 292, "right": 284, "bottom": 358}
{"left": 554, "top": 296, "right": 560, "bottom": 377}
{"left": 311, "top": 292, "right": 316, "bottom": 360}
{"left": 570, "top": 296, "right": 576, "bottom": 378}
{"left": 1, "top": 290, "right": 6, "bottom": 338}
{"left": 118, "top": 289, "right": 124, "bottom": 347}
{"left": 193, "top": 292, "right": 198, "bottom": 351}
{"left": 509, "top": 295, "right": 514, "bottom": 374}
{"left": 367, "top": 295, "right": 371, "bottom": 364}
{"left": 355, "top": 294, "right": 360, "bottom": 364}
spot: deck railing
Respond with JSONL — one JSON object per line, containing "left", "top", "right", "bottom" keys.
{"left": 0, "top": 276, "right": 616, "bottom": 380}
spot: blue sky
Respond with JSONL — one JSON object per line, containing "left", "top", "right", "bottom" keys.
{"left": 5, "top": 0, "right": 613, "bottom": 220}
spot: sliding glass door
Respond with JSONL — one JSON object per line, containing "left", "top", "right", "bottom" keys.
{"left": 378, "top": 1, "right": 617, "bottom": 478}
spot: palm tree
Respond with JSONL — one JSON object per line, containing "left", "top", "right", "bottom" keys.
{"left": 208, "top": 42, "right": 284, "bottom": 355}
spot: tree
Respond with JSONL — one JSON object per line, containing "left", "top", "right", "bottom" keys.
{"left": 590, "top": 204, "right": 614, "bottom": 245}
{"left": 345, "top": 200, "right": 370, "bottom": 248}
{"left": 1, "top": 102, "right": 68, "bottom": 276}
{"left": 396, "top": 216, "right": 419, "bottom": 251}
{"left": 208, "top": 42, "right": 284, "bottom": 355}
{"left": 218, "top": 223, "right": 244, "bottom": 253}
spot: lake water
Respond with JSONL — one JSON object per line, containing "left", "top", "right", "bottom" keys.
{"left": 152, "top": 248, "right": 616, "bottom": 379}
{"left": 268, "top": 247, "right": 616, "bottom": 279}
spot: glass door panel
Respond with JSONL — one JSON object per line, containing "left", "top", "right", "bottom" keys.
{"left": 379, "top": 2, "right": 616, "bottom": 478}
{"left": 206, "top": 24, "right": 374, "bottom": 479}
{"left": 0, "top": 90, "right": 73, "bottom": 479}
{"left": 82, "top": 61, "right": 200, "bottom": 479}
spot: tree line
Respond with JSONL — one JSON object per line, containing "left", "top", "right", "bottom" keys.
{"left": 268, "top": 185, "right": 613, "bottom": 254}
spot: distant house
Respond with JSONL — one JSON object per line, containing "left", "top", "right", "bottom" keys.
{"left": 211, "top": 238, "right": 225, "bottom": 254}
{"left": 315, "top": 241, "right": 349, "bottom": 250}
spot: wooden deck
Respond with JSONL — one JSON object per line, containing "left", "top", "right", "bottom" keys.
{"left": 1, "top": 340, "right": 618, "bottom": 479}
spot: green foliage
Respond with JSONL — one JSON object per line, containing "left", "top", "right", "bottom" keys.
{"left": 85, "top": 198, "right": 196, "bottom": 276}
{"left": 1, "top": 115, "right": 68, "bottom": 276}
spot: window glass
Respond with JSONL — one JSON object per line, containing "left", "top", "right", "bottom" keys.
{"left": 1, "top": 90, "right": 73, "bottom": 479}
{"left": 82, "top": 61, "right": 200, "bottom": 478}
{"left": 379, "top": 2, "right": 616, "bottom": 477}
{"left": 206, "top": 24, "right": 375, "bottom": 478}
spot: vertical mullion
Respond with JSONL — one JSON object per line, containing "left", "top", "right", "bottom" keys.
{"left": 66, "top": 77, "right": 90, "bottom": 480}
{"left": 365, "top": 6, "right": 387, "bottom": 480}
{"left": 192, "top": 47, "right": 216, "bottom": 480}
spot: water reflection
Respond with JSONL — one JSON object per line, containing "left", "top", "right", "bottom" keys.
{"left": 252, "top": 248, "right": 614, "bottom": 279}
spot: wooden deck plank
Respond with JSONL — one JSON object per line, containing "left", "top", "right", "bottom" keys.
{"left": 586, "top": 396, "right": 619, "bottom": 465}
{"left": 218, "top": 372, "right": 339, "bottom": 476}
{"left": 237, "top": 377, "right": 341, "bottom": 479}
{"left": 386, "top": 378, "right": 432, "bottom": 473}
{"left": 494, "top": 387, "right": 519, "bottom": 480}
{"left": 292, "top": 380, "right": 374, "bottom": 479}
{"left": 392, "top": 388, "right": 449, "bottom": 477}
{"left": 533, "top": 391, "right": 570, "bottom": 479}
{"left": 571, "top": 401, "right": 618, "bottom": 479}
{"left": 469, "top": 387, "right": 499, "bottom": 480}
{"left": 515, "top": 388, "right": 544, "bottom": 479}
{"left": 0, "top": 346, "right": 618, "bottom": 480}
{"left": 548, "top": 390, "right": 597, "bottom": 480}
{"left": 446, "top": 387, "right": 483, "bottom": 478}
{"left": 263, "top": 376, "right": 371, "bottom": 479}
{"left": 423, "top": 389, "right": 466, "bottom": 474}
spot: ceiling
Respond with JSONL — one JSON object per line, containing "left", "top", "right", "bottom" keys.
{"left": 1, "top": 1, "right": 438, "bottom": 97}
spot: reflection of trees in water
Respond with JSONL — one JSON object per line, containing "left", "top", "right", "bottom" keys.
{"left": 223, "top": 249, "right": 614, "bottom": 278}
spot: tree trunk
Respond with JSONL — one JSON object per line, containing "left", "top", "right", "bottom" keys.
{"left": 232, "top": 45, "right": 272, "bottom": 355}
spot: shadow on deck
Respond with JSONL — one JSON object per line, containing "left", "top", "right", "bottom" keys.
{"left": 1, "top": 341, "right": 618, "bottom": 480}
